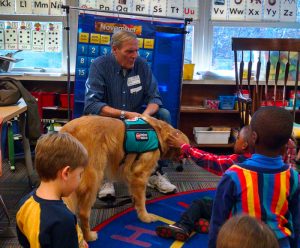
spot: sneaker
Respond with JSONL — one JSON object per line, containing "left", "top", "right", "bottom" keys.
{"left": 148, "top": 172, "right": 177, "bottom": 194}
{"left": 156, "top": 223, "right": 191, "bottom": 242}
{"left": 194, "top": 218, "right": 210, "bottom": 233}
{"left": 98, "top": 182, "right": 116, "bottom": 200}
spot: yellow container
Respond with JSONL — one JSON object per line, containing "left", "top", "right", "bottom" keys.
{"left": 183, "top": 64, "right": 195, "bottom": 80}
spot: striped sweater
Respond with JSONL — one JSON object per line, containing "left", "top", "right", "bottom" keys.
{"left": 208, "top": 154, "right": 300, "bottom": 248}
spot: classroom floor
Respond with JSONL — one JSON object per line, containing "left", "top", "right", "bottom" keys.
{"left": 0, "top": 158, "right": 220, "bottom": 248}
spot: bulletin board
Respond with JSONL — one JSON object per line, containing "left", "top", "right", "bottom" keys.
{"left": 74, "top": 13, "right": 185, "bottom": 127}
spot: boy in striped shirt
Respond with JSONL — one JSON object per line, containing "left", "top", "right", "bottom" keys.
{"left": 208, "top": 106, "right": 300, "bottom": 248}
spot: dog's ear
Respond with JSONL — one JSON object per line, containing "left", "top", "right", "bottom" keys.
{"left": 142, "top": 115, "right": 173, "bottom": 155}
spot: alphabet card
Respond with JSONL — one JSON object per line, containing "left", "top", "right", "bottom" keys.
{"left": 50, "top": 0, "right": 65, "bottom": 16}
{"left": 0, "top": 0, "right": 15, "bottom": 14}
{"left": 211, "top": 0, "right": 227, "bottom": 20}
{"left": 79, "top": 0, "right": 96, "bottom": 9}
{"left": 5, "top": 21, "right": 18, "bottom": 50}
{"left": 228, "top": 0, "right": 246, "bottom": 21}
{"left": 167, "top": 0, "right": 183, "bottom": 17}
{"left": 33, "top": 0, "right": 50, "bottom": 15}
{"left": 150, "top": 0, "right": 167, "bottom": 16}
{"left": 263, "top": 0, "right": 280, "bottom": 21}
{"left": 18, "top": 22, "right": 32, "bottom": 50}
{"left": 184, "top": 0, "right": 199, "bottom": 20}
{"left": 96, "top": 0, "right": 114, "bottom": 11}
{"left": 16, "top": 0, "right": 32, "bottom": 14}
{"left": 115, "top": 0, "right": 133, "bottom": 13}
{"left": 45, "top": 23, "right": 61, "bottom": 52}
{"left": 246, "top": 0, "right": 262, "bottom": 21}
{"left": 32, "top": 23, "right": 45, "bottom": 51}
{"left": 133, "top": 0, "right": 150, "bottom": 15}
{"left": 280, "top": 0, "right": 296, "bottom": 22}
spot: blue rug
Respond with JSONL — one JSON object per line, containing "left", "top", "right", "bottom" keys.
{"left": 89, "top": 189, "right": 216, "bottom": 248}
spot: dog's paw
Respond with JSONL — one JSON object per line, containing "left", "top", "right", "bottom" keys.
{"left": 139, "top": 213, "right": 158, "bottom": 223}
{"left": 86, "top": 231, "right": 98, "bottom": 242}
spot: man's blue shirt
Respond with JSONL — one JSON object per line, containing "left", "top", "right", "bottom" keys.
{"left": 84, "top": 54, "right": 162, "bottom": 115}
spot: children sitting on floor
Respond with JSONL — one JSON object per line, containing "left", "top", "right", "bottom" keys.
{"left": 16, "top": 132, "right": 89, "bottom": 248}
{"left": 155, "top": 125, "right": 253, "bottom": 241}
{"left": 216, "top": 214, "right": 279, "bottom": 248}
{"left": 208, "top": 106, "right": 300, "bottom": 248}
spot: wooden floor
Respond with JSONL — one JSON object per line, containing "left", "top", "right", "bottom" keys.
{"left": 0, "top": 158, "right": 220, "bottom": 247}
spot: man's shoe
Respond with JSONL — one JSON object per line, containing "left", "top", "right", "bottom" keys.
{"left": 156, "top": 223, "right": 191, "bottom": 242}
{"left": 98, "top": 182, "right": 116, "bottom": 200}
{"left": 194, "top": 218, "right": 210, "bottom": 233}
{"left": 148, "top": 172, "right": 177, "bottom": 194}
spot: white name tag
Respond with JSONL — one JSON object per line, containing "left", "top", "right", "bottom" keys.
{"left": 127, "top": 75, "right": 141, "bottom": 87}
{"left": 130, "top": 86, "right": 142, "bottom": 94}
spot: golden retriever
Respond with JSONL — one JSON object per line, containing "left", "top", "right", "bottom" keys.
{"left": 61, "top": 115, "right": 188, "bottom": 241}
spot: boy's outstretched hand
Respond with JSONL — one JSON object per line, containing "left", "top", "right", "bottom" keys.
{"left": 167, "top": 131, "right": 187, "bottom": 148}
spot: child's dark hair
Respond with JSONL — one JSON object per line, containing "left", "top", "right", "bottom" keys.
{"left": 35, "top": 132, "right": 88, "bottom": 181}
{"left": 250, "top": 106, "right": 293, "bottom": 150}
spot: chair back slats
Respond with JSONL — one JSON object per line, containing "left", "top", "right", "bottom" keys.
{"left": 232, "top": 37, "right": 300, "bottom": 126}
{"left": 293, "top": 53, "right": 300, "bottom": 120}
{"left": 273, "top": 54, "right": 281, "bottom": 103}
{"left": 283, "top": 54, "right": 290, "bottom": 106}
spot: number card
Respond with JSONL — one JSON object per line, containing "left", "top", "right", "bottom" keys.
{"left": 5, "top": 28, "right": 18, "bottom": 50}
{"left": 32, "top": 29, "right": 46, "bottom": 52}
{"left": 0, "top": 28, "right": 4, "bottom": 50}
{"left": 45, "top": 24, "right": 61, "bottom": 52}
{"left": 18, "top": 22, "right": 32, "bottom": 50}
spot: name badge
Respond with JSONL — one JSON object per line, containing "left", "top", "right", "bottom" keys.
{"left": 130, "top": 86, "right": 142, "bottom": 94}
{"left": 127, "top": 75, "right": 141, "bottom": 87}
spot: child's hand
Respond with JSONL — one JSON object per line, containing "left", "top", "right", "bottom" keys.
{"left": 167, "top": 131, "right": 186, "bottom": 148}
{"left": 83, "top": 240, "right": 89, "bottom": 248}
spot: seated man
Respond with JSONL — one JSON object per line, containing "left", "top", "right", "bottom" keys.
{"left": 84, "top": 30, "right": 176, "bottom": 198}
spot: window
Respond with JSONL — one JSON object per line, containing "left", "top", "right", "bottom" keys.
{"left": 189, "top": 1, "right": 300, "bottom": 76}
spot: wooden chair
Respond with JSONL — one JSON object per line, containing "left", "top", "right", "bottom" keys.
{"left": 232, "top": 38, "right": 300, "bottom": 126}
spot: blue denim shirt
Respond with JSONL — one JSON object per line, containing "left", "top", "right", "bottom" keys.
{"left": 84, "top": 54, "right": 162, "bottom": 115}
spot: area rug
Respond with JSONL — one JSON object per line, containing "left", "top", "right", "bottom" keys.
{"left": 89, "top": 188, "right": 216, "bottom": 248}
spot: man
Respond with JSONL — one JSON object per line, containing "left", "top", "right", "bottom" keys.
{"left": 84, "top": 29, "right": 176, "bottom": 198}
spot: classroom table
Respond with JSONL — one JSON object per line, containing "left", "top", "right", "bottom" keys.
{"left": 0, "top": 98, "right": 34, "bottom": 184}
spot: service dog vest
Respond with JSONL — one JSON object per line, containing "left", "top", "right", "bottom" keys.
{"left": 124, "top": 118, "right": 159, "bottom": 153}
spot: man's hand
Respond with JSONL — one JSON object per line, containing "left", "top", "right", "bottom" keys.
{"left": 167, "top": 131, "right": 186, "bottom": 148}
{"left": 126, "top": 111, "right": 142, "bottom": 119}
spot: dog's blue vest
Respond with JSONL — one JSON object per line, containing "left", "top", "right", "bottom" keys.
{"left": 124, "top": 118, "right": 159, "bottom": 153}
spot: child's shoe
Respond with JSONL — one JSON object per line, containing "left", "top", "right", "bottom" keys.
{"left": 194, "top": 218, "right": 210, "bottom": 233}
{"left": 156, "top": 223, "right": 191, "bottom": 242}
